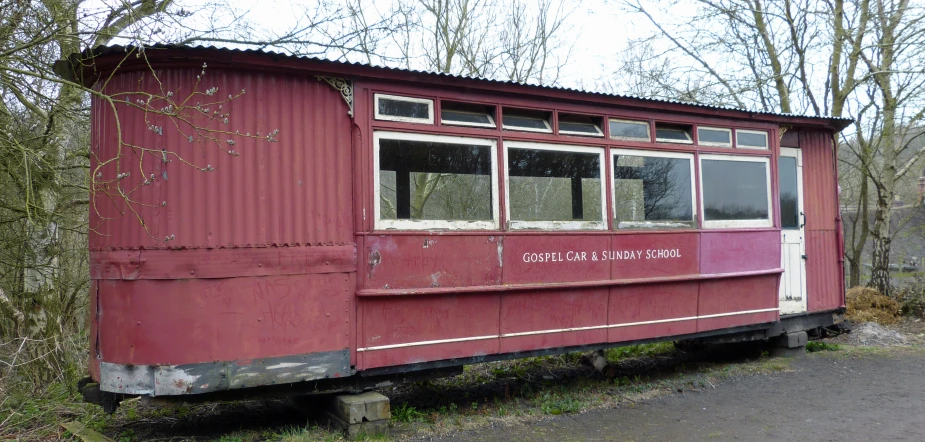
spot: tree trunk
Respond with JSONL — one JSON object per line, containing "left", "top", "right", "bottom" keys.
{"left": 868, "top": 194, "right": 893, "bottom": 295}
{"left": 847, "top": 174, "right": 869, "bottom": 287}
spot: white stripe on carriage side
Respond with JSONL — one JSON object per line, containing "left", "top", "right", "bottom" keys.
{"left": 357, "top": 334, "right": 499, "bottom": 352}
{"left": 355, "top": 308, "right": 780, "bottom": 352}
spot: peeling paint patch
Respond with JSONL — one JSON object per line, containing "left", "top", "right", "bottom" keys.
{"left": 99, "top": 349, "right": 351, "bottom": 396}
{"left": 497, "top": 237, "right": 504, "bottom": 267}
{"left": 265, "top": 362, "right": 306, "bottom": 370}
{"left": 368, "top": 250, "right": 381, "bottom": 279}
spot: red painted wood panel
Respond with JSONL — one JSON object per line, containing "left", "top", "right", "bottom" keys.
{"left": 700, "top": 231, "right": 780, "bottom": 274}
{"left": 365, "top": 235, "right": 502, "bottom": 289}
{"left": 806, "top": 230, "right": 844, "bottom": 311}
{"left": 608, "top": 282, "right": 699, "bottom": 342}
{"left": 697, "top": 275, "right": 779, "bottom": 331}
{"left": 358, "top": 294, "right": 500, "bottom": 369}
{"left": 91, "top": 247, "right": 355, "bottom": 280}
{"left": 499, "top": 288, "right": 608, "bottom": 353}
{"left": 610, "top": 233, "right": 699, "bottom": 279}
{"left": 89, "top": 280, "right": 101, "bottom": 382}
{"left": 98, "top": 273, "right": 352, "bottom": 365}
{"left": 502, "top": 235, "right": 609, "bottom": 284}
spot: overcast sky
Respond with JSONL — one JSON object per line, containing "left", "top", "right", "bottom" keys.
{"left": 88, "top": 0, "right": 702, "bottom": 95}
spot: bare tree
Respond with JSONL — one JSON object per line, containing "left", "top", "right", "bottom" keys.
{"left": 618, "top": 0, "right": 925, "bottom": 294}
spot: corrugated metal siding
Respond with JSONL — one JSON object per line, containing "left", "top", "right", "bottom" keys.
{"left": 90, "top": 68, "right": 353, "bottom": 250}
{"left": 801, "top": 131, "right": 838, "bottom": 231}
{"left": 806, "top": 230, "right": 842, "bottom": 311}
{"left": 800, "top": 130, "right": 844, "bottom": 311}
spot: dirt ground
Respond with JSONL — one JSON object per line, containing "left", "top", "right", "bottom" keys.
{"left": 434, "top": 326, "right": 925, "bottom": 442}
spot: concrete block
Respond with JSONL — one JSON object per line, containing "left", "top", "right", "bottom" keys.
{"left": 324, "top": 412, "right": 390, "bottom": 440}
{"left": 332, "top": 391, "right": 391, "bottom": 423}
{"left": 326, "top": 392, "right": 391, "bottom": 439}
{"left": 774, "top": 331, "right": 808, "bottom": 349}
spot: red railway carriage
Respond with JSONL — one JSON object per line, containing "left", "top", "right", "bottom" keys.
{"left": 62, "top": 45, "right": 850, "bottom": 409}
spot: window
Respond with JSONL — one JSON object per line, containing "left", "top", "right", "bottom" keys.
{"left": 736, "top": 129, "right": 769, "bottom": 149}
{"left": 699, "top": 155, "right": 772, "bottom": 228}
{"left": 558, "top": 114, "right": 603, "bottom": 137}
{"left": 505, "top": 141, "right": 606, "bottom": 230}
{"left": 374, "top": 94, "right": 434, "bottom": 124}
{"left": 609, "top": 119, "right": 650, "bottom": 141}
{"left": 613, "top": 150, "right": 696, "bottom": 229}
{"left": 441, "top": 101, "right": 495, "bottom": 128}
{"left": 375, "top": 131, "right": 498, "bottom": 230}
{"left": 502, "top": 108, "right": 552, "bottom": 133}
{"left": 655, "top": 123, "right": 693, "bottom": 144}
{"left": 698, "top": 127, "right": 732, "bottom": 147}
{"left": 779, "top": 155, "right": 800, "bottom": 229}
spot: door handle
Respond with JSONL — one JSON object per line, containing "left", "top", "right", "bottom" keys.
{"left": 800, "top": 212, "right": 806, "bottom": 228}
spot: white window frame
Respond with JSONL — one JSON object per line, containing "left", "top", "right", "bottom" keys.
{"left": 736, "top": 129, "right": 769, "bottom": 150}
{"left": 699, "top": 154, "right": 773, "bottom": 229}
{"left": 502, "top": 112, "right": 553, "bottom": 133}
{"left": 655, "top": 126, "right": 693, "bottom": 144}
{"left": 609, "top": 118, "right": 651, "bottom": 142}
{"left": 612, "top": 148, "right": 697, "bottom": 230}
{"left": 559, "top": 121, "right": 604, "bottom": 137}
{"left": 440, "top": 108, "right": 496, "bottom": 128}
{"left": 504, "top": 141, "right": 607, "bottom": 230}
{"left": 374, "top": 131, "right": 499, "bottom": 231}
{"left": 697, "top": 126, "right": 733, "bottom": 147}
{"left": 374, "top": 94, "right": 434, "bottom": 124}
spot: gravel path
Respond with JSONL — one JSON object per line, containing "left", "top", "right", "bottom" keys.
{"left": 437, "top": 348, "right": 925, "bottom": 442}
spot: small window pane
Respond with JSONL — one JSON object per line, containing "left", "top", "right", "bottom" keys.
{"left": 508, "top": 149, "right": 602, "bottom": 222}
{"left": 503, "top": 115, "right": 549, "bottom": 130}
{"left": 560, "top": 121, "right": 601, "bottom": 134}
{"left": 614, "top": 155, "right": 694, "bottom": 228}
{"left": 702, "top": 159, "right": 769, "bottom": 220}
{"left": 656, "top": 128, "right": 692, "bottom": 142}
{"left": 698, "top": 127, "right": 731, "bottom": 145}
{"left": 610, "top": 120, "right": 649, "bottom": 140}
{"left": 737, "top": 130, "right": 768, "bottom": 148}
{"left": 779, "top": 156, "right": 799, "bottom": 229}
{"left": 379, "top": 139, "right": 492, "bottom": 221}
{"left": 442, "top": 109, "right": 493, "bottom": 126}
{"left": 378, "top": 97, "right": 430, "bottom": 120}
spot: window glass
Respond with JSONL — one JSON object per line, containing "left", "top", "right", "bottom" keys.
{"left": 613, "top": 153, "right": 694, "bottom": 228}
{"left": 379, "top": 138, "right": 493, "bottom": 223}
{"left": 559, "top": 114, "right": 603, "bottom": 136}
{"left": 560, "top": 121, "right": 601, "bottom": 135}
{"left": 375, "top": 95, "right": 433, "bottom": 122}
{"left": 655, "top": 126, "right": 692, "bottom": 143}
{"left": 508, "top": 148, "right": 603, "bottom": 225}
{"left": 609, "top": 119, "right": 650, "bottom": 140}
{"left": 503, "top": 114, "right": 551, "bottom": 131}
{"left": 442, "top": 109, "right": 493, "bottom": 127}
{"left": 701, "top": 159, "right": 769, "bottom": 221}
{"left": 737, "top": 130, "right": 768, "bottom": 149}
{"left": 698, "top": 127, "right": 731, "bottom": 146}
{"left": 779, "top": 156, "right": 799, "bottom": 229}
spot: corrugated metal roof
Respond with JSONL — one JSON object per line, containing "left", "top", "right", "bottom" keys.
{"left": 75, "top": 44, "right": 853, "bottom": 129}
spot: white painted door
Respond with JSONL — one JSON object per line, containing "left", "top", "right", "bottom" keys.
{"left": 779, "top": 148, "right": 807, "bottom": 315}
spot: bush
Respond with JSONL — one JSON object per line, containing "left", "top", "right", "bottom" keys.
{"left": 892, "top": 285, "right": 925, "bottom": 318}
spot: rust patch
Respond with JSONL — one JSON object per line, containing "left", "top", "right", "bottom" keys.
{"left": 368, "top": 249, "right": 381, "bottom": 279}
